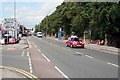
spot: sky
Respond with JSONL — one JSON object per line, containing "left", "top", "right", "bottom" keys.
{"left": 0, "top": 0, "right": 119, "bottom": 29}
{"left": 0, "top": 0, "right": 64, "bottom": 29}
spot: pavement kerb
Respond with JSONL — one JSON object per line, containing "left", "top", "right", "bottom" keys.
{"left": 0, "top": 66, "right": 38, "bottom": 79}
{"left": 0, "top": 37, "right": 29, "bottom": 50}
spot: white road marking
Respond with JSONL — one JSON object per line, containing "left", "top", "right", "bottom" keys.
{"left": 85, "top": 55, "right": 94, "bottom": 59}
{"left": 21, "top": 50, "right": 25, "bottom": 56}
{"left": 27, "top": 52, "right": 33, "bottom": 73}
{"left": 35, "top": 45, "right": 37, "bottom": 48}
{"left": 37, "top": 49, "right": 41, "bottom": 52}
{"left": 30, "top": 68, "right": 32, "bottom": 73}
{"left": 41, "top": 53, "right": 51, "bottom": 62}
{"left": 75, "top": 52, "right": 84, "bottom": 55}
{"left": 27, "top": 52, "right": 29, "bottom": 56}
{"left": 54, "top": 66, "right": 69, "bottom": 79}
{"left": 29, "top": 63, "right": 32, "bottom": 67}
{"left": 28, "top": 58, "right": 32, "bottom": 64}
{"left": 107, "top": 62, "right": 119, "bottom": 67}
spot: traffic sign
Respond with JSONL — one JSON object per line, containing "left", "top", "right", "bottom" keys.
{"left": 4, "top": 18, "right": 16, "bottom": 29}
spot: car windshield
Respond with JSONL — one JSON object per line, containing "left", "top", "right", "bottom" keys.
{"left": 38, "top": 33, "right": 42, "bottom": 35}
{"left": 71, "top": 38, "right": 79, "bottom": 41}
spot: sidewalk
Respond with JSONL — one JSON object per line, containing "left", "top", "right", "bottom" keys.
{"left": 0, "top": 37, "right": 29, "bottom": 50}
{"left": 47, "top": 37, "right": 119, "bottom": 55}
{"left": 85, "top": 43, "right": 119, "bottom": 55}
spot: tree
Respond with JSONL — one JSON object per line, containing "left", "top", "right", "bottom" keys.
{"left": 35, "top": 2, "right": 120, "bottom": 47}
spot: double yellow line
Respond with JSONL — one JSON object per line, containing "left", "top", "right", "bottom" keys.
{"left": 0, "top": 66, "right": 38, "bottom": 80}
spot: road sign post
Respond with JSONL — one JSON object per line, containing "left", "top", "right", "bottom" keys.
{"left": 4, "top": 18, "right": 17, "bottom": 39}
{"left": 58, "top": 28, "right": 62, "bottom": 40}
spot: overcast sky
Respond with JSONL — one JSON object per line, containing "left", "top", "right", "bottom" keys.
{"left": 0, "top": 0, "right": 64, "bottom": 29}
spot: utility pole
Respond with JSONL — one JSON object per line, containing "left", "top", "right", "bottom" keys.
{"left": 14, "top": 0, "right": 17, "bottom": 39}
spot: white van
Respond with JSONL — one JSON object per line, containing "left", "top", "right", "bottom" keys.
{"left": 37, "top": 32, "right": 43, "bottom": 37}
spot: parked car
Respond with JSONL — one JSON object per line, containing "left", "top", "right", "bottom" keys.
{"left": 66, "top": 37, "right": 84, "bottom": 48}
{"left": 16, "top": 36, "right": 20, "bottom": 43}
{"left": 9, "top": 37, "right": 16, "bottom": 44}
{"left": 37, "top": 32, "right": 43, "bottom": 37}
{"left": 2, "top": 34, "right": 17, "bottom": 44}
{"left": 2, "top": 34, "right": 11, "bottom": 44}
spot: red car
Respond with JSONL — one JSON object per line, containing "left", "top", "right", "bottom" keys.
{"left": 66, "top": 37, "right": 84, "bottom": 48}
{"left": 9, "top": 37, "right": 16, "bottom": 44}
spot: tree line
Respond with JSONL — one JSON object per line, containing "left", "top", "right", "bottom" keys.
{"left": 35, "top": 2, "right": 120, "bottom": 47}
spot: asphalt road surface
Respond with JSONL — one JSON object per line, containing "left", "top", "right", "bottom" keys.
{"left": 27, "top": 36, "right": 118, "bottom": 78}
{"left": 1, "top": 36, "right": 119, "bottom": 79}
{"left": 1, "top": 47, "right": 31, "bottom": 74}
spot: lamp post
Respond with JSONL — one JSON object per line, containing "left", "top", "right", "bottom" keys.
{"left": 14, "top": 0, "right": 17, "bottom": 39}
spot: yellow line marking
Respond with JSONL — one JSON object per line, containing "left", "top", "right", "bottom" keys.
{"left": 0, "top": 66, "right": 38, "bottom": 79}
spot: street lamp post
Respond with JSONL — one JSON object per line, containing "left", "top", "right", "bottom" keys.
{"left": 14, "top": 0, "right": 17, "bottom": 39}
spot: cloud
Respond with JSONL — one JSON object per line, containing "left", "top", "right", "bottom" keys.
{"left": 4, "top": 7, "right": 13, "bottom": 11}
{"left": 2, "top": 1, "right": 63, "bottom": 28}
{"left": 17, "top": 2, "right": 62, "bottom": 28}
{"left": 0, "top": 0, "right": 64, "bottom": 2}
{"left": 19, "top": 6, "right": 29, "bottom": 12}
{"left": 38, "top": 2, "right": 60, "bottom": 15}
{"left": 1, "top": 0, "right": 118, "bottom": 2}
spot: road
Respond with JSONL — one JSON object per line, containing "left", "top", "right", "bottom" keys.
{"left": 1, "top": 36, "right": 119, "bottom": 79}
{"left": 2, "top": 49, "right": 30, "bottom": 72}
{"left": 1, "top": 44, "right": 35, "bottom": 78}
{"left": 28, "top": 36, "right": 118, "bottom": 78}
